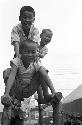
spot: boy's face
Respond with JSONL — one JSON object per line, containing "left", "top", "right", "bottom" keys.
{"left": 40, "top": 31, "right": 52, "bottom": 45}
{"left": 20, "top": 11, "right": 35, "bottom": 29}
{"left": 21, "top": 42, "right": 38, "bottom": 63}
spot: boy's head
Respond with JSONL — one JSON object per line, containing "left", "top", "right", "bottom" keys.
{"left": 19, "top": 6, "right": 35, "bottom": 29}
{"left": 40, "top": 29, "right": 53, "bottom": 46}
{"left": 20, "top": 39, "right": 38, "bottom": 63}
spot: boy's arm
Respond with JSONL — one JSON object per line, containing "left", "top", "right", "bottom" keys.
{"left": 14, "top": 41, "right": 20, "bottom": 57}
{"left": 5, "top": 64, "right": 17, "bottom": 94}
{"left": 32, "top": 27, "right": 40, "bottom": 44}
{"left": 39, "top": 46, "right": 48, "bottom": 58}
{"left": 11, "top": 26, "right": 20, "bottom": 58}
{"left": 39, "top": 67, "right": 55, "bottom": 94}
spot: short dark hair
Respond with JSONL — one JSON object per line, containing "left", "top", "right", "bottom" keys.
{"left": 42, "top": 29, "right": 53, "bottom": 36}
{"left": 20, "top": 6, "right": 35, "bottom": 17}
{"left": 19, "top": 39, "right": 38, "bottom": 54}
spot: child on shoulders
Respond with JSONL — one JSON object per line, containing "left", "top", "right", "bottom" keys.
{"left": 1, "top": 39, "right": 56, "bottom": 105}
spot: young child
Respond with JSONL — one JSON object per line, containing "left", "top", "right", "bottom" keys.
{"left": 1, "top": 39, "right": 56, "bottom": 105}
{"left": 11, "top": 6, "right": 40, "bottom": 58}
{"left": 39, "top": 29, "right": 53, "bottom": 58}
{"left": 34, "top": 29, "right": 54, "bottom": 104}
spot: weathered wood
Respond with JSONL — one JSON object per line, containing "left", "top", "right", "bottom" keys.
{"left": 38, "top": 102, "right": 43, "bottom": 125}
{"left": 38, "top": 92, "right": 62, "bottom": 125}
{"left": 51, "top": 92, "right": 62, "bottom": 125}
{"left": 52, "top": 102, "right": 61, "bottom": 125}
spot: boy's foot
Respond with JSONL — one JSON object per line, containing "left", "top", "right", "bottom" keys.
{"left": 1, "top": 94, "right": 12, "bottom": 107}
{"left": 51, "top": 92, "right": 62, "bottom": 104}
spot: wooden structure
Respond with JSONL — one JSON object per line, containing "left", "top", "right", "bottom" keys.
{"left": 38, "top": 92, "right": 62, "bottom": 125}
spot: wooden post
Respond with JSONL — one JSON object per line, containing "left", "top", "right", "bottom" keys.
{"left": 52, "top": 102, "right": 61, "bottom": 125}
{"left": 38, "top": 92, "right": 62, "bottom": 125}
{"left": 51, "top": 92, "right": 62, "bottom": 125}
{"left": 38, "top": 102, "right": 43, "bottom": 125}
{"left": 28, "top": 105, "right": 31, "bottom": 125}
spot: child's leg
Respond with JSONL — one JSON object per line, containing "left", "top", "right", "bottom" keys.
{"left": 39, "top": 74, "right": 63, "bottom": 103}
{"left": 1, "top": 68, "right": 17, "bottom": 106}
{"left": 39, "top": 79, "right": 52, "bottom": 103}
{"left": 37, "top": 85, "right": 46, "bottom": 104}
{"left": 39, "top": 66, "right": 56, "bottom": 95}
{"left": 35, "top": 69, "right": 54, "bottom": 103}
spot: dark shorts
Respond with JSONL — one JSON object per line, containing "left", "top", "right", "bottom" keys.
{"left": 11, "top": 72, "right": 40, "bottom": 100}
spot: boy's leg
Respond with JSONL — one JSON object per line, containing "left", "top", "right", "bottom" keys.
{"left": 1, "top": 68, "right": 12, "bottom": 106}
{"left": 37, "top": 85, "right": 46, "bottom": 104}
{"left": 39, "top": 78, "right": 62, "bottom": 103}
{"left": 39, "top": 79, "right": 52, "bottom": 103}
{"left": 39, "top": 66, "right": 56, "bottom": 95}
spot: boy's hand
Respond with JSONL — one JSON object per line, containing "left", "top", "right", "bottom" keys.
{"left": 1, "top": 93, "right": 12, "bottom": 106}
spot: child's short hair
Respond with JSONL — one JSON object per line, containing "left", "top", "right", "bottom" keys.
{"left": 20, "top": 6, "right": 35, "bottom": 17}
{"left": 42, "top": 29, "right": 53, "bottom": 36}
{"left": 19, "top": 39, "right": 38, "bottom": 54}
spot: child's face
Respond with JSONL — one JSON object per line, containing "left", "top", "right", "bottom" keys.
{"left": 21, "top": 42, "right": 38, "bottom": 63}
{"left": 20, "top": 11, "right": 35, "bottom": 29}
{"left": 40, "top": 31, "right": 52, "bottom": 45}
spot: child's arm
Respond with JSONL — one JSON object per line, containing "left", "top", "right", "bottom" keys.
{"left": 32, "top": 27, "right": 40, "bottom": 44}
{"left": 39, "top": 66, "right": 55, "bottom": 94}
{"left": 5, "top": 64, "right": 17, "bottom": 94}
{"left": 11, "top": 26, "right": 21, "bottom": 58}
{"left": 14, "top": 41, "right": 21, "bottom": 58}
{"left": 39, "top": 46, "right": 48, "bottom": 58}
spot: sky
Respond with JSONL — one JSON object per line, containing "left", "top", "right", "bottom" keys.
{"left": 0, "top": 0, "right": 82, "bottom": 110}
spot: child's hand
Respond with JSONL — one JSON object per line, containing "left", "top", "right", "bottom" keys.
{"left": 1, "top": 93, "right": 12, "bottom": 106}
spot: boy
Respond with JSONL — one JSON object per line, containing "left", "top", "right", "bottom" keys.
{"left": 11, "top": 6, "right": 40, "bottom": 58}
{"left": 34, "top": 29, "right": 62, "bottom": 104}
{"left": 1, "top": 39, "right": 56, "bottom": 105}
{"left": 39, "top": 29, "right": 53, "bottom": 58}
{"left": 34, "top": 28, "right": 54, "bottom": 103}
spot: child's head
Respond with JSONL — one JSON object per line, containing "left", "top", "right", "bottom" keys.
{"left": 40, "top": 29, "right": 53, "bottom": 46}
{"left": 19, "top": 6, "right": 35, "bottom": 29}
{"left": 20, "top": 39, "right": 38, "bottom": 63}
